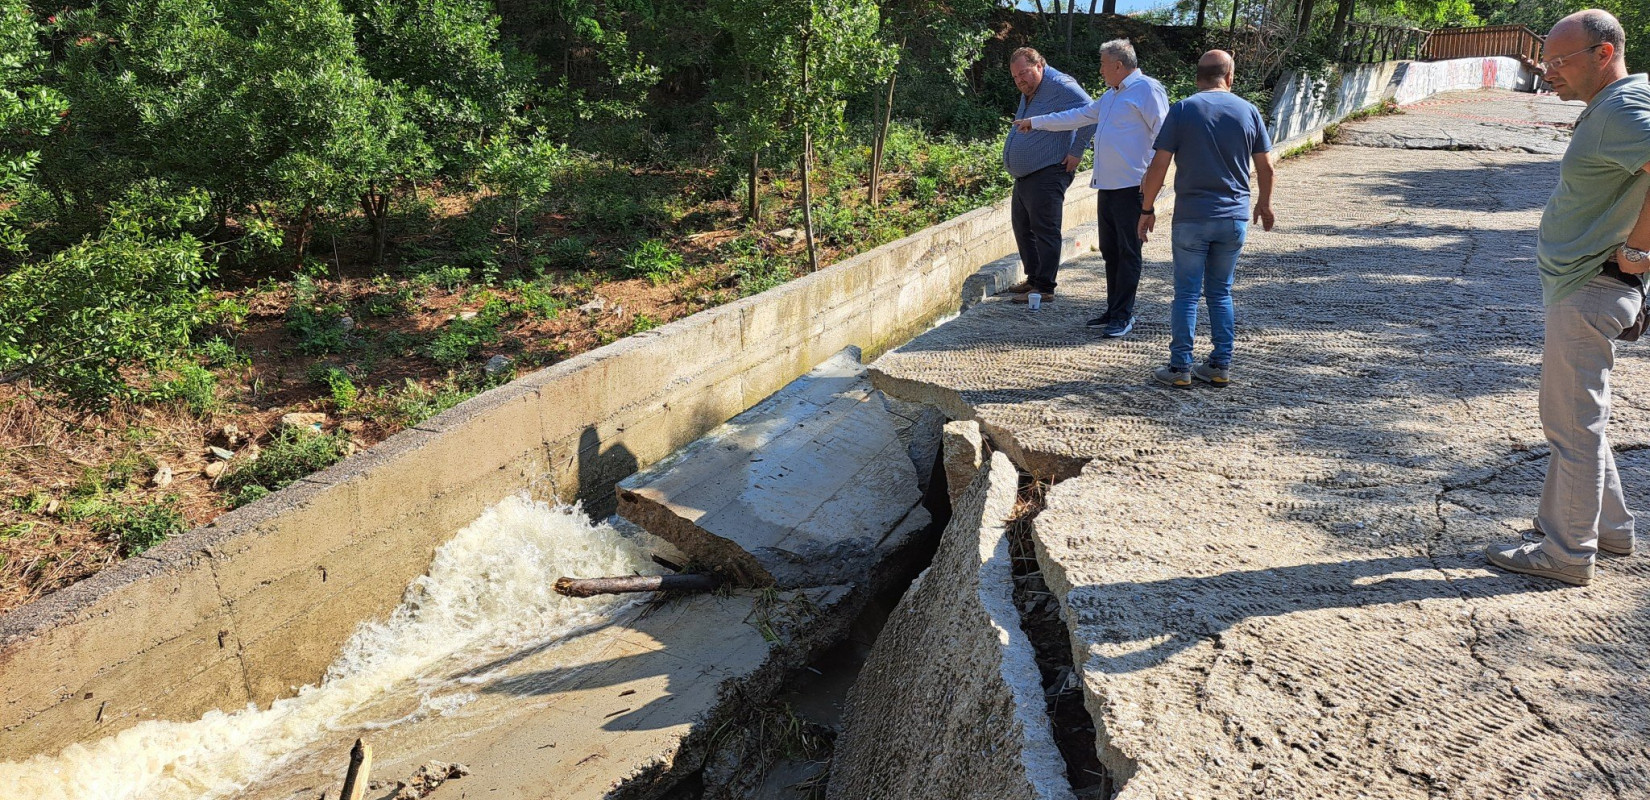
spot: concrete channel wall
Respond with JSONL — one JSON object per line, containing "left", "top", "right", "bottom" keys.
{"left": 0, "top": 173, "right": 1102, "bottom": 761}
{"left": 1269, "top": 55, "right": 1537, "bottom": 153}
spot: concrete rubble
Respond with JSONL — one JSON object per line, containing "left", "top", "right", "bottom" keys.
{"left": 869, "top": 91, "right": 1650, "bottom": 798}
{"left": 830, "top": 451, "right": 1075, "bottom": 800}
{"left": 617, "top": 347, "right": 942, "bottom": 587}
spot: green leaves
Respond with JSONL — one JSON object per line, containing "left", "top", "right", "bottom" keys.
{"left": 0, "top": 185, "right": 216, "bottom": 408}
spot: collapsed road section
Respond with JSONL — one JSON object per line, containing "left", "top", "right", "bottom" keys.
{"left": 865, "top": 90, "right": 1649, "bottom": 798}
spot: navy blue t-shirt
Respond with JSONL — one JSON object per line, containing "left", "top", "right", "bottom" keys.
{"left": 1153, "top": 91, "right": 1272, "bottom": 221}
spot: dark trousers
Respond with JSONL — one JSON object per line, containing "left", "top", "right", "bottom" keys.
{"left": 1010, "top": 164, "right": 1074, "bottom": 292}
{"left": 1096, "top": 186, "right": 1144, "bottom": 321}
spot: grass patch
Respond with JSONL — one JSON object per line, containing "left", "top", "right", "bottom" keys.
{"left": 221, "top": 428, "right": 351, "bottom": 505}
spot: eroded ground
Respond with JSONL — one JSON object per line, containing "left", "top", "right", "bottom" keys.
{"left": 871, "top": 90, "right": 1649, "bottom": 798}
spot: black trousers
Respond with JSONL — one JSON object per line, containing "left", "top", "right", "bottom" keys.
{"left": 1096, "top": 186, "right": 1144, "bottom": 321}
{"left": 1010, "top": 164, "right": 1074, "bottom": 292}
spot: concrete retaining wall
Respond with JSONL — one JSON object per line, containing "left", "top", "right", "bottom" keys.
{"left": 829, "top": 451, "right": 1074, "bottom": 800}
{"left": 0, "top": 172, "right": 1103, "bottom": 760}
{"left": 1269, "top": 56, "right": 1538, "bottom": 154}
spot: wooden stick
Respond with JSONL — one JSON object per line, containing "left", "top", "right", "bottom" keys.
{"left": 554, "top": 574, "right": 719, "bottom": 598}
{"left": 340, "top": 738, "right": 372, "bottom": 800}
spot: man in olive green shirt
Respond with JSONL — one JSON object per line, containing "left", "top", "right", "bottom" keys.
{"left": 1487, "top": 9, "right": 1650, "bottom": 586}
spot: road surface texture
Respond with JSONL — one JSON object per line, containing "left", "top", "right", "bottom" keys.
{"left": 870, "top": 90, "right": 1650, "bottom": 799}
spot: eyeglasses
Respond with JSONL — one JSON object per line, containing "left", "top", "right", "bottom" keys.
{"left": 1537, "top": 43, "right": 1601, "bottom": 72}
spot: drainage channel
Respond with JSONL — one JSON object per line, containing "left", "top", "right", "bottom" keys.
{"left": 1005, "top": 470, "right": 1110, "bottom": 799}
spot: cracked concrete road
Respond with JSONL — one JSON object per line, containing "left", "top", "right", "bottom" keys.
{"left": 1335, "top": 89, "right": 1581, "bottom": 153}
{"left": 870, "top": 90, "right": 1650, "bottom": 798}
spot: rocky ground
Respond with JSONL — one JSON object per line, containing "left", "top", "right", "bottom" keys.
{"left": 871, "top": 90, "right": 1650, "bottom": 798}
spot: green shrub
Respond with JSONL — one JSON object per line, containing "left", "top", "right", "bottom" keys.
{"left": 309, "top": 365, "right": 360, "bottom": 410}
{"left": 221, "top": 428, "right": 351, "bottom": 497}
{"left": 11, "top": 491, "right": 49, "bottom": 514}
{"left": 379, "top": 376, "right": 475, "bottom": 427}
{"left": 230, "top": 484, "right": 272, "bottom": 508}
{"left": 0, "top": 188, "right": 216, "bottom": 409}
{"left": 90, "top": 499, "right": 186, "bottom": 556}
{"left": 514, "top": 282, "right": 568, "bottom": 319}
{"left": 364, "top": 277, "right": 417, "bottom": 317}
{"left": 151, "top": 362, "right": 220, "bottom": 417}
{"left": 623, "top": 239, "right": 684, "bottom": 285}
{"left": 197, "top": 337, "right": 251, "bottom": 369}
{"left": 426, "top": 298, "right": 507, "bottom": 366}
{"left": 629, "top": 314, "right": 661, "bottom": 334}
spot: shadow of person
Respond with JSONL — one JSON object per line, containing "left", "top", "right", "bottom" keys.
{"left": 575, "top": 424, "right": 639, "bottom": 519}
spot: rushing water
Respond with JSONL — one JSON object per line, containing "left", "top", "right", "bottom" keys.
{"left": 1, "top": 495, "right": 663, "bottom": 800}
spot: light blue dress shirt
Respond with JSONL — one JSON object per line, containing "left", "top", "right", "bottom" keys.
{"left": 1030, "top": 69, "right": 1169, "bottom": 190}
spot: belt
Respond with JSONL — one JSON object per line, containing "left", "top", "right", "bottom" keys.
{"left": 1601, "top": 256, "right": 1643, "bottom": 288}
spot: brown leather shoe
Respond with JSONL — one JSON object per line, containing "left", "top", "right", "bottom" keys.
{"left": 1003, "top": 279, "right": 1035, "bottom": 294}
{"left": 1011, "top": 289, "right": 1054, "bottom": 304}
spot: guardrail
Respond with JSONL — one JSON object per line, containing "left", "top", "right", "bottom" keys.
{"left": 1422, "top": 24, "right": 1543, "bottom": 63}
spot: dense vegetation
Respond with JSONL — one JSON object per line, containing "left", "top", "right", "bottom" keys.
{"left": 0, "top": 0, "right": 1633, "bottom": 609}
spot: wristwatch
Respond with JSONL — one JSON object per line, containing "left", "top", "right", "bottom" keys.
{"left": 1141, "top": 207, "right": 1156, "bottom": 215}
{"left": 1623, "top": 244, "right": 1650, "bottom": 264}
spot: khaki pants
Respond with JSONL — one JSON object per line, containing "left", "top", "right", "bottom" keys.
{"left": 1537, "top": 273, "right": 1641, "bottom": 564}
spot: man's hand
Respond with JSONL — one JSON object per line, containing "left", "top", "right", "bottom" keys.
{"left": 1062, "top": 154, "right": 1080, "bottom": 172}
{"left": 1620, "top": 244, "right": 1650, "bottom": 274}
{"left": 1253, "top": 204, "right": 1275, "bottom": 232}
{"left": 1013, "top": 119, "right": 1034, "bottom": 133}
{"left": 1138, "top": 212, "right": 1156, "bottom": 244}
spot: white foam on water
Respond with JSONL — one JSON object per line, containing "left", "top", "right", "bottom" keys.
{"left": 0, "top": 495, "right": 660, "bottom": 800}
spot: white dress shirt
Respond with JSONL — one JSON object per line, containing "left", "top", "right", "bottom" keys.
{"left": 1029, "top": 69, "right": 1169, "bottom": 190}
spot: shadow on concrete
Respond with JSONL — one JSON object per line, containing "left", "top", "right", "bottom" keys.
{"left": 576, "top": 425, "right": 639, "bottom": 519}
{"left": 1069, "top": 553, "right": 1559, "bottom": 675}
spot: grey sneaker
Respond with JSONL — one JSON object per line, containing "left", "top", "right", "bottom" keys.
{"left": 1191, "top": 361, "right": 1230, "bottom": 388}
{"left": 1101, "top": 317, "right": 1133, "bottom": 338}
{"left": 1153, "top": 364, "right": 1192, "bottom": 389}
{"left": 1524, "top": 519, "right": 1633, "bottom": 556}
{"left": 1485, "top": 541, "right": 1594, "bottom": 586}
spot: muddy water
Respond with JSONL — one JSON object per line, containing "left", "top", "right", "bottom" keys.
{"left": 1, "top": 496, "right": 665, "bottom": 800}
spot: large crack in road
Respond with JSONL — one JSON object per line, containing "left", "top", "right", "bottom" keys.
{"left": 869, "top": 90, "right": 1650, "bottom": 798}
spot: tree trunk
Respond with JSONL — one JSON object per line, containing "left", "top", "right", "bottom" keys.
{"left": 870, "top": 63, "right": 899, "bottom": 207}
{"left": 293, "top": 203, "right": 315, "bottom": 266}
{"left": 1329, "top": 0, "right": 1355, "bottom": 50}
{"left": 747, "top": 150, "right": 761, "bottom": 222}
{"left": 360, "top": 183, "right": 390, "bottom": 266}
{"left": 1297, "top": 0, "right": 1316, "bottom": 33}
{"left": 1230, "top": 0, "right": 1241, "bottom": 30}
{"left": 800, "top": 25, "right": 818, "bottom": 273}
{"left": 1065, "top": 0, "right": 1077, "bottom": 49}
{"left": 1102, "top": 0, "right": 1116, "bottom": 15}
{"left": 1196, "top": 0, "right": 1209, "bottom": 27}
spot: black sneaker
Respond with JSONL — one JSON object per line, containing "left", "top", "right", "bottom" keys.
{"left": 1085, "top": 312, "right": 1113, "bottom": 329}
{"left": 1101, "top": 317, "right": 1134, "bottom": 338}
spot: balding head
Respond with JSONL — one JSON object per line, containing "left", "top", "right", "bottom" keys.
{"left": 1196, "top": 50, "right": 1235, "bottom": 89}
{"left": 1543, "top": 9, "right": 1628, "bottom": 102}
{"left": 1551, "top": 9, "right": 1626, "bottom": 63}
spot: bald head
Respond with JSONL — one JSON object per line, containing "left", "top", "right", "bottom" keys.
{"left": 1542, "top": 9, "right": 1628, "bottom": 102}
{"left": 1196, "top": 50, "right": 1235, "bottom": 89}
{"left": 1551, "top": 9, "right": 1626, "bottom": 63}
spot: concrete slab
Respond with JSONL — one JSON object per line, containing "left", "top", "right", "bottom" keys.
{"left": 234, "top": 587, "right": 853, "bottom": 800}
{"left": 868, "top": 92, "right": 1649, "bottom": 797}
{"left": 830, "top": 452, "right": 1074, "bottom": 800}
{"left": 617, "top": 348, "right": 938, "bottom": 587}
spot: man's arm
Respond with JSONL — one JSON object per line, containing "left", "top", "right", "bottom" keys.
{"left": 1621, "top": 169, "right": 1650, "bottom": 273}
{"left": 1252, "top": 150, "right": 1275, "bottom": 231}
{"left": 1136, "top": 149, "right": 1173, "bottom": 244}
{"left": 1020, "top": 99, "right": 1101, "bottom": 132}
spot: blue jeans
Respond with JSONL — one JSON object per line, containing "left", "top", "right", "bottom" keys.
{"left": 1170, "top": 219, "right": 1247, "bottom": 369}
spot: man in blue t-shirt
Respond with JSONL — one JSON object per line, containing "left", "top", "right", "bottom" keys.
{"left": 1002, "top": 47, "right": 1095, "bottom": 304}
{"left": 1136, "top": 50, "right": 1275, "bottom": 389}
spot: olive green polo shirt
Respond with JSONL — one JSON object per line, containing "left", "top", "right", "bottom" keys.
{"left": 1537, "top": 74, "right": 1650, "bottom": 306}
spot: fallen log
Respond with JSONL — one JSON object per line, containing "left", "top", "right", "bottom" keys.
{"left": 553, "top": 574, "right": 720, "bottom": 598}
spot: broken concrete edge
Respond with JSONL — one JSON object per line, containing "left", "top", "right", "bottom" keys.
{"left": 829, "top": 451, "right": 1074, "bottom": 800}
{"left": 3, "top": 167, "right": 1101, "bottom": 760}
{"left": 868, "top": 369, "right": 1086, "bottom": 484}
{"left": 1268, "top": 56, "right": 1538, "bottom": 157}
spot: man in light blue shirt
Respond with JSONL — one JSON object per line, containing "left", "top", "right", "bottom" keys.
{"left": 1485, "top": 9, "right": 1650, "bottom": 587}
{"left": 1002, "top": 47, "right": 1095, "bottom": 304}
{"left": 1019, "top": 39, "right": 1168, "bottom": 337}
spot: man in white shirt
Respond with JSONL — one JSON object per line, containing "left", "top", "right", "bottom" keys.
{"left": 1016, "top": 39, "right": 1169, "bottom": 338}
